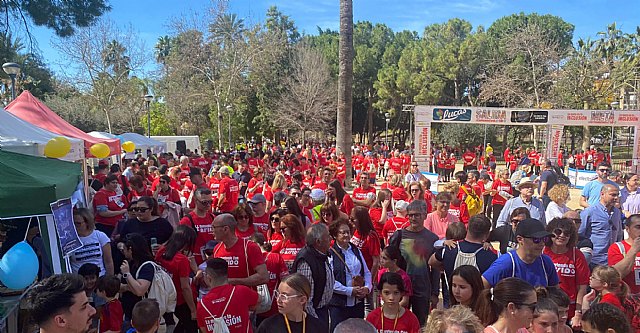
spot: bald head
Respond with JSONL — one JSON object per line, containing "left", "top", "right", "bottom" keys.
{"left": 213, "top": 213, "right": 237, "bottom": 231}
{"left": 599, "top": 184, "right": 620, "bottom": 208}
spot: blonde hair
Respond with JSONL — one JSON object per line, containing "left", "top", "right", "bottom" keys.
{"left": 548, "top": 184, "right": 570, "bottom": 204}
{"left": 592, "top": 265, "right": 628, "bottom": 302}
{"left": 272, "top": 174, "right": 286, "bottom": 191}
{"left": 423, "top": 305, "right": 484, "bottom": 333}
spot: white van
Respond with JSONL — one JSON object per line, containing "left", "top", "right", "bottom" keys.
{"left": 151, "top": 136, "right": 201, "bottom": 154}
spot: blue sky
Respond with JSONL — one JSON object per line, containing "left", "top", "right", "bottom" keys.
{"left": 27, "top": 0, "right": 639, "bottom": 75}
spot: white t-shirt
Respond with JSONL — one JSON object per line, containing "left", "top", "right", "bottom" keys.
{"left": 545, "top": 201, "right": 570, "bottom": 222}
{"left": 70, "top": 230, "right": 110, "bottom": 275}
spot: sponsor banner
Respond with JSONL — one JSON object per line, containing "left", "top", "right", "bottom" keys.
{"left": 510, "top": 110, "right": 549, "bottom": 123}
{"left": 589, "top": 110, "right": 615, "bottom": 124}
{"left": 547, "top": 125, "right": 564, "bottom": 164}
{"left": 474, "top": 108, "right": 508, "bottom": 123}
{"left": 50, "top": 197, "right": 83, "bottom": 257}
{"left": 567, "top": 168, "right": 597, "bottom": 189}
{"left": 433, "top": 108, "right": 472, "bottom": 121}
{"left": 635, "top": 126, "right": 640, "bottom": 167}
{"left": 416, "top": 125, "right": 431, "bottom": 157}
{"left": 420, "top": 171, "right": 439, "bottom": 193}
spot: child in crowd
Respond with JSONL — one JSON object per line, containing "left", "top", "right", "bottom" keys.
{"left": 582, "top": 303, "right": 632, "bottom": 333}
{"left": 128, "top": 299, "right": 161, "bottom": 333}
{"left": 366, "top": 272, "right": 420, "bottom": 333}
{"left": 377, "top": 246, "right": 412, "bottom": 307}
{"left": 96, "top": 275, "right": 123, "bottom": 333}
{"left": 583, "top": 265, "right": 628, "bottom": 312}
{"left": 78, "top": 263, "right": 105, "bottom": 332}
{"left": 194, "top": 240, "right": 218, "bottom": 300}
{"left": 529, "top": 298, "right": 562, "bottom": 333}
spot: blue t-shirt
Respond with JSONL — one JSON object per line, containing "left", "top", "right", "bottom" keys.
{"left": 435, "top": 241, "right": 497, "bottom": 280}
{"left": 582, "top": 179, "right": 618, "bottom": 207}
{"left": 482, "top": 250, "right": 559, "bottom": 288}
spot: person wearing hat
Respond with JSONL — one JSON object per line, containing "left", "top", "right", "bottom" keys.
{"left": 216, "top": 166, "right": 240, "bottom": 213}
{"left": 248, "top": 193, "right": 269, "bottom": 236}
{"left": 482, "top": 218, "right": 559, "bottom": 288}
{"left": 495, "top": 177, "right": 546, "bottom": 228}
{"left": 309, "top": 189, "right": 326, "bottom": 223}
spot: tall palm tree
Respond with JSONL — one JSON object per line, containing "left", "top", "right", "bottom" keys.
{"left": 102, "top": 40, "right": 130, "bottom": 76}
{"left": 337, "top": 0, "right": 354, "bottom": 187}
{"left": 155, "top": 35, "right": 172, "bottom": 65}
{"left": 209, "top": 13, "right": 245, "bottom": 48}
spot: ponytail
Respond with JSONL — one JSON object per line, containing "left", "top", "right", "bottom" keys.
{"left": 476, "top": 278, "right": 535, "bottom": 326}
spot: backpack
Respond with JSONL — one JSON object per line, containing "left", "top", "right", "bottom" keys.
{"left": 136, "top": 261, "right": 177, "bottom": 315}
{"left": 552, "top": 167, "right": 571, "bottom": 185}
{"left": 453, "top": 246, "right": 483, "bottom": 271}
{"left": 461, "top": 186, "right": 482, "bottom": 216}
{"left": 199, "top": 286, "right": 235, "bottom": 333}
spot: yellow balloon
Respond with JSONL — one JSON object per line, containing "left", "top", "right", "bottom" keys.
{"left": 122, "top": 141, "right": 136, "bottom": 153}
{"left": 90, "top": 143, "right": 110, "bottom": 158}
{"left": 44, "top": 136, "right": 71, "bottom": 158}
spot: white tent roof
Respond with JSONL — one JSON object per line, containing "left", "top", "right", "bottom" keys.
{"left": 0, "top": 108, "right": 84, "bottom": 160}
{"left": 119, "top": 133, "right": 167, "bottom": 153}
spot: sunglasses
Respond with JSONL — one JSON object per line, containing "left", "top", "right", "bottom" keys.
{"left": 198, "top": 200, "right": 213, "bottom": 205}
{"left": 411, "top": 164, "right": 418, "bottom": 167}
{"left": 524, "top": 236, "right": 550, "bottom": 244}
{"left": 291, "top": 192, "right": 301, "bottom": 197}
{"left": 132, "top": 207, "right": 151, "bottom": 212}
{"left": 321, "top": 212, "right": 332, "bottom": 217}
{"left": 598, "top": 169, "right": 610, "bottom": 173}
{"left": 271, "top": 217, "right": 280, "bottom": 222}
{"left": 553, "top": 228, "right": 570, "bottom": 237}
{"left": 510, "top": 219, "right": 523, "bottom": 224}
{"left": 159, "top": 180, "right": 167, "bottom": 184}
{"left": 410, "top": 188, "right": 420, "bottom": 192}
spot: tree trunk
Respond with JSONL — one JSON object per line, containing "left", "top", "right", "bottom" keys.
{"left": 366, "top": 87, "right": 374, "bottom": 145}
{"left": 216, "top": 102, "right": 223, "bottom": 150}
{"left": 337, "top": 0, "right": 354, "bottom": 188}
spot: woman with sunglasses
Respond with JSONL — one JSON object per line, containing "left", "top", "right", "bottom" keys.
{"left": 154, "top": 175, "right": 181, "bottom": 215}
{"left": 232, "top": 203, "right": 256, "bottom": 239}
{"left": 155, "top": 225, "right": 198, "bottom": 333}
{"left": 319, "top": 202, "right": 344, "bottom": 226}
{"left": 119, "top": 196, "right": 174, "bottom": 250}
{"left": 256, "top": 273, "right": 326, "bottom": 333}
{"left": 272, "top": 214, "right": 307, "bottom": 270}
{"left": 268, "top": 209, "right": 286, "bottom": 248}
{"left": 543, "top": 218, "right": 589, "bottom": 328}
{"left": 476, "top": 277, "right": 536, "bottom": 332}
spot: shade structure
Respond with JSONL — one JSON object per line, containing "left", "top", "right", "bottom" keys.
{"left": 0, "top": 108, "right": 84, "bottom": 161}
{"left": 0, "top": 150, "right": 82, "bottom": 218}
{"left": 119, "top": 133, "right": 167, "bottom": 153}
{"left": 5, "top": 91, "right": 121, "bottom": 158}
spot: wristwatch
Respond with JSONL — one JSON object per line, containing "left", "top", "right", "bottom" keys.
{"left": 123, "top": 273, "right": 130, "bottom": 279}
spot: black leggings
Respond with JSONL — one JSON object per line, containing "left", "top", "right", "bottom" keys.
{"left": 174, "top": 303, "right": 198, "bottom": 333}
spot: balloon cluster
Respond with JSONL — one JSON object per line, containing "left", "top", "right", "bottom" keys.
{"left": 0, "top": 241, "right": 39, "bottom": 289}
{"left": 44, "top": 136, "right": 71, "bottom": 158}
{"left": 90, "top": 143, "right": 110, "bottom": 158}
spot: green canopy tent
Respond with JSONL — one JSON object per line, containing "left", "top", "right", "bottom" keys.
{"left": 0, "top": 149, "right": 82, "bottom": 280}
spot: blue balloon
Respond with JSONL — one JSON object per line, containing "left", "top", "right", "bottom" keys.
{"left": 0, "top": 241, "right": 39, "bottom": 289}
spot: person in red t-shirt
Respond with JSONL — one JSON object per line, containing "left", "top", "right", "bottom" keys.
{"left": 246, "top": 167, "right": 265, "bottom": 200}
{"left": 248, "top": 193, "right": 270, "bottom": 237}
{"left": 156, "top": 225, "right": 198, "bottom": 332}
{"left": 369, "top": 189, "right": 393, "bottom": 240}
{"left": 582, "top": 266, "right": 625, "bottom": 313}
{"left": 327, "top": 180, "right": 355, "bottom": 216}
{"left": 212, "top": 214, "right": 269, "bottom": 287}
{"left": 154, "top": 175, "right": 181, "bottom": 215}
{"left": 250, "top": 233, "right": 288, "bottom": 322}
{"left": 216, "top": 168, "right": 240, "bottom": 213}
{"left": 608, "top": 215, "right": 640, "bottom": 295}
{"left": 462, "top": 148, "right": 477, "bottom": 172}
{"left": 382, "top": 201, "right": 410, "bottom": 244}
{"left": 351, "top": 207, "right": 381, "bottom": 281}
{"left": 271, "top": 214, "right": 306, "bottom": 271}
{"left": 489, "top": 169, "right": 513, "bottom": 229}
{"left": 197, "top": 258, "right": 258, "bottom": 333}
{"left": 352, "top": 173, "right": 377, "bottom": 208}
{"left": 179, "top": 188, "right": 215, "bottom": 265}
{"left": 389, "top": 151, "right": 403, "bottom": 175}
{"left": 366, "top": 272, "right": 420, "bottom": 333}
{"left": 96, "top": 275, "right": 123, "bottom": 333}
{"left": 93, "top": 174, "right": 128, "bottom": 236}
{"left": 233, "top": 204, "right": 257, "bottom": 240}
{"left": 128, "top": 175, "right": 152, "bottom": 203}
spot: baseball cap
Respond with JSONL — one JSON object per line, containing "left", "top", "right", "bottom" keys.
{"left": 516, "top": 218, "right": 553, "bottom": 238}
{"left": 395, "top": 200, "right": 409, "bottom": 211}
{"left": 310, "top": 189, "right": 326, "bottom": 201}
{"left": 248, "top": 193, "right": 266, "bottom": 204}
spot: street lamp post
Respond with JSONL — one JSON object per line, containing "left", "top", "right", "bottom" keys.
{"left": 3, "top": 62, "right": 21, "bottom": 101}
{"left": 144, "top": 94, "right": 154, "bottom": 138}
{"left": 610, "top": 102, "right": 618, "bottom": 158}
{"left": 226, "top": 105, "right": 232, "bottom": 150}
{"left": 384, "top": 112, "right": 390, "bottom": 155}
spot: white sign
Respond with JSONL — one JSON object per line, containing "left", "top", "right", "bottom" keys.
{"left": 567, "top": 168, "right": 597, "bottom": 189}
{"left": 421, "top": 171, "right": 439, "bottom": 193}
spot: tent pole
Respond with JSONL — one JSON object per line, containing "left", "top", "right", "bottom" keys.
{"left": 82, "top": 159, "right": 89, "bottom": 207}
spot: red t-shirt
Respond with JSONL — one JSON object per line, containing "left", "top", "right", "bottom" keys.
{"left": 338, "top": 195, "right": 355, "bottom": 216}
{"left": 262, "top": 252, "right": 289, "bottom": 317}
{"left": 269, "top": 232, "right": 284, "bottom": 249}
{"left": 100, "top": 299, "right": 123, "bottom": 332}
{"left": 93, "top": 189, "right": 128, "bottom": 227}
{"left": 600, "top": 292, "right": 624, "bottom": 311}
{"left": 218, "top": 177, "right": 240, "bottom": 212}
{"left": 608, "top": 241, "right": 640, "bottom": 295}
{"left": 155, "top": 246, "right": 191, "bottom": 305}
{"left": 462, "top": 152, "right": 476, "bottom": 166}
{"left": 491, "top": 179, "right": 513, "bottom": 206}
{"left": 213, "top": 239, "right": 265, "bottom": 280}
{"left": 543, "top": 247, "right": 590, "bottom": 318}
{"left": 369, "top": 207, "right": 389, "bottom": 239}
{"left": 127, "top": 188, "right": 152, "bottom": 203}
{"left": 271, "top": 239, "right": 305, "bottom": 271}
{"left": 424, "top": 191, "right": 434, "bottom": 213}
{"left": 392, "top": 187, "right": 409, "bottom": 202}
{"left": 448, "top": 202, "right": 470, "bottom": 224}
{"left": 351, "top": 230, "right": 381, "bottom": 271}
{"left": 236, "top": 225, "right": 257, "bottom": 240}
{"left": 180, "top": 212, "right": 215, "bottom": 265}
{"left": 246, "top": 178, "right": 263, "bottom": 199}
{"left": 353, "top": 186, "right": 376, "bottom": 202}
{"left": 252, "top": 214, "right": 270, "bottom": 238}
{"left": 366, "top": 307, "right": 421, "bottom": 333}
{"left": 382, "top": 216, "right": 409, "bottom": 244}
{"left": 389, "top": 158, "right": 403, "bottom": 174}
{"left": 196, "top": 284, "right": 258, "bottom": 333}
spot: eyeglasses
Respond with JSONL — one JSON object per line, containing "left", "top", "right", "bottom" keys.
{"left": 598, "top": 169, "right": 610, "bottom": 173}
{"left": 274, "top": 290, "right": 303, "bottom": 301}
{"left": 198, "top": 200, "right": 213, "bottom": 206}
{"left": 517, "top": 302, "right": 537, "bottom": 312}
{"left": 291, "top": 192, "right": 301, "bottom": 197}
{"left": 410, "top": 188, "right": 420, "bottom": 192}
{"left": 270, "top": 217, "right": 280, "bottom": 222}
{"left": 132, "top": 207, "right": 151, "bottom": 213}
{"left": 407, "top": 213, "right": 423, "bottom": 219}
{"left": 553, "top": 228, "right": 570, "bottom": 237}
{"left": 525, "top": 236, "right": 550, "bottom": 244}
{"left": 510, "top": 219, "right": 523, "bottom": 225}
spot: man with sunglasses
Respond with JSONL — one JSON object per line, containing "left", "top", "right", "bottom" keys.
{"left": 180, "top": 187, "right": 215, "bottom": 265}
{"left": 579, "top": 183, "right": 623, "bottom": 266}
{"left": 580, "top": 162, "right": 619, "bottom": 208}
{"left": 482, "top": 218, "right": 559, "bottom": 289}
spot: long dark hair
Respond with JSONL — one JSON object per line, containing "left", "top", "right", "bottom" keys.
{"left": 329, "top": 179, "right": 347, "bottom": 206}
{"left": 351, "top": 206, "right": 375, "bottom": 237}
{"left": 449, "top": 265, "right": 484, "bottom": 311}
{"left": 161, "top": 225, "right": 197, "bottom": 261}
{"left": 476, "top": 277, "right": 535, "bottom": 326}
{"left": 125, "top": 233, "right": 154, "bottom": 268}
{"left": 284, "top": 196, "right": 306, "bottom": 226}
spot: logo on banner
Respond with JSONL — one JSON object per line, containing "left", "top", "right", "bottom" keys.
{"left": 590, "top": 110, "right": 614, "bottom": 124}
{"left": 566, "top": 112, "right": 588, "bottom": 121}
{"left": 433, "top": 108, "right": 472, "bottom": 121}
{"left": 476, "top": 109, "right": 507, "bottom": 123}
{"left": 617, "top": 113, "right": 639, "bottom": 123}
{"left": 418, "top": 127, "right": 430, "bottom": 155}
{"left": 510, "top": 110, "right": 548, "bottom": 123}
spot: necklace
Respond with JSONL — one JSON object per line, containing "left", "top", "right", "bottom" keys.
{"left": 284, "top": 312, "right": 305, "bottom": 333}
{"left": 381, "top": 305, "right": 400, "bottom": 332}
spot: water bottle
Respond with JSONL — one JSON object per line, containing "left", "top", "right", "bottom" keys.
{"left": 499, "top": 190, "right": 513, "bottom": 200}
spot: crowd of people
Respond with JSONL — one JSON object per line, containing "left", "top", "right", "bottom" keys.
{"left": 20, "top": 143, "right": 640, "bottom": 333}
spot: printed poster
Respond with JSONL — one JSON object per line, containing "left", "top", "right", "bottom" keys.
{"left": 50, "top": 198, "right": 82, "bottom": 257}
